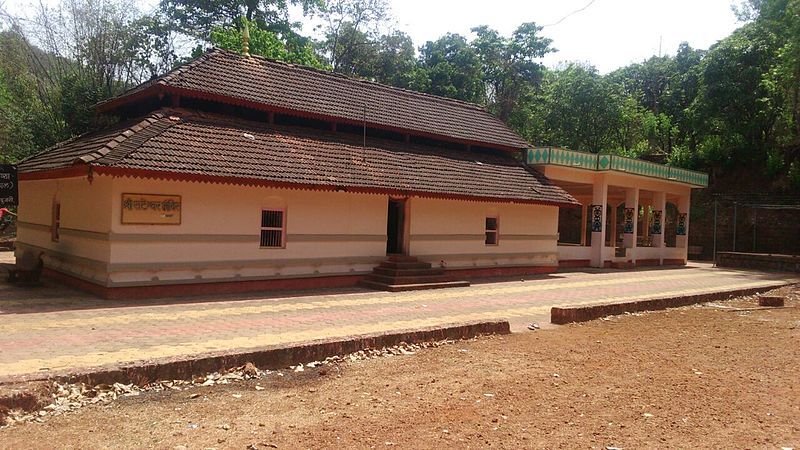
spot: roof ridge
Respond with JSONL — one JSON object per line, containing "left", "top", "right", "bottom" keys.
{"left": 74, "top": 112, "right": 172, "bottom": 165}
{"left": 206, "top": 48, "right": 492, "bottom": 113}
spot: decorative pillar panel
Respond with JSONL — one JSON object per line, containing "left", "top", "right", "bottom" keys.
{"left": 590, "top": 176, "right": 608, "bottom": 268}
{"left": 622, "top": 188, "right": 639, "bottom": 265}
{"left": 652, "top": 191, "right": 666, "bottom": 251}
{"left": 676, "top": 193, "right": 691, "bottom": 263}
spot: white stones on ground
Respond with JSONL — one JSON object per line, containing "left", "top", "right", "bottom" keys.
{"left": 1, "top": 338, "right": 462, "bottom": 428}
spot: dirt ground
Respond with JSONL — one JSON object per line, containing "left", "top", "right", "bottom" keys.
{"left": 1, "top": 286, "right": 798, "bottom": 449}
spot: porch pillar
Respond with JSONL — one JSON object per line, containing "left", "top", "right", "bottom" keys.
{"left": 590, "top": 176, "right": 608, "bottom": 268}
{"left": 676, "top": 193, "right": 691, "bottom": 264}
{"left": 623, "top": 187, "right": 639, "bottom": 263}
{"left": 652, "top": 191, "right": 666, "bottom": 263}
{"left": 609, "top": 203, "right": 617, "bottom": 247}
{"left": 580, "top": 204, "right": 588, "bottom": 246}
{"left": 640, "top": 197, "right": 650, "bottom": 243}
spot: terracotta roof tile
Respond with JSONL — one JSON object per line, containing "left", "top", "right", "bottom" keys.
{"left": 19, "top": 110, "right": 576, "bottom": 205}
{"left": 99, "top": 49, "right": 530, "bottom": 150}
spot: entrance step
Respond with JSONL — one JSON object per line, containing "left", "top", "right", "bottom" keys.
{"left": 361, "top": 255, "right": 470, "bottom": 292}
{"left": 360, "top": 280, "right": 471, "bottom": 292}
{"left": 385, "top": 254, "right": 419, "bottom": 262}
{"left": 372, "top": 266, "right": 446, "bottom": 277}
{"left": 378, "top": 260, "right": 434, "bottom": 270}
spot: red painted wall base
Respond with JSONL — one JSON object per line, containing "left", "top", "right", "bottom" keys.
{"left": 635, "top": 259, "right": 661, "bottom": 267}
{"left": 558, "top": 259, "right": 591, "bottom": 268}
{"left": 44, "top": 265, "right": 560, "bottom": 300}
{"left": 662, "top": 259, "right": 687, "bottom": 266}
{"left": 43, "top": 268, "right": 364, "bottom": 300}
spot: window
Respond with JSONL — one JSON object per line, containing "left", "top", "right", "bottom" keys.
{"left": 260, "top": 209, "right": 285, "bottom": 248}
{"left": 51, "top": 201, "right": 61, "bottom": 242}
{"left": 485, "top": 216, "right": 498, "bottom": 245}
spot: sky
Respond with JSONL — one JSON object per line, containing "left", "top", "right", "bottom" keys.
{"left": 4, "top": 0, "right": 744, "bottom": 74}
{"left": 293, "top": 0, "right": 743, "bottom": 73}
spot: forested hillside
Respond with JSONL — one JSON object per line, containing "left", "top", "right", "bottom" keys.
{"left": 1, "top": 0, "right": 798, "bottom": 194}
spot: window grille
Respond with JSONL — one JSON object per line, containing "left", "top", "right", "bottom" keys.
{"left": 260, "top": 209, "right": 285, "bottom": 248}
{"left": 485, "top": 216, "right": 498, "bottom": 245}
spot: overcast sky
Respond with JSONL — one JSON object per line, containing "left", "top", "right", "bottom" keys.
{"left": 5, "top": 0, "right": 743, "bottom": 73}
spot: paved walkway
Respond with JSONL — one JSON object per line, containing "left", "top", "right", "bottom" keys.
{"left": 0, "top": 259, "right": 796, "bottom": 380}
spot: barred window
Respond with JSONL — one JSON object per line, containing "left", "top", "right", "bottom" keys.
{"left": 260, "top": 209, "right": 285, "bottom": 248}
{"left": 485, "top": 216, "right": 498, "bottom": 245}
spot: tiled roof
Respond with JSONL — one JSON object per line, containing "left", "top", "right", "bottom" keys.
{"left": 97, "top": 49, "right": 530, "bottom": 150}
{"left": 19, "top": 110, "right": 577, "bottom": 205}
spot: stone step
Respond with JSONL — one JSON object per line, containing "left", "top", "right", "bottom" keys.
{"left": 372, "top": 266, "right": 446, "bottom": 277}
{"left": 378, "top": 260, "right": 433, "bottom": 270}
{"left": 363, "top": 273, "right": 452, "bottom": 285}
{"left": 385, "top": 254, "right": 420, "bottom": 262}
{"left": 360, "top": 279, "right": 471, "bottom": 292}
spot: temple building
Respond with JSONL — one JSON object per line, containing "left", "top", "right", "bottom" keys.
{"left": 15, "top": 49, "right": 707, "bottom": 299}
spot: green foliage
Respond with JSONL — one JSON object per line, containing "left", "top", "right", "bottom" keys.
{"left": 413, "top": 34, "right": 485, "bottom": 103}
{"left": 472, "top": 23, "right": 553, "bottom": 122}
{"left": 159, "top": 0, "right": 322, "bottom": 40}
{"left": 526, "top": 64, "right": 623, "bottom": 153}
{"left": 210, "top": 18, "right": 326, "bottom": 68}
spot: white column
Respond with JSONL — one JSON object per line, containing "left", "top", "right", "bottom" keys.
{"left": 623, "top": 187, "right": 639, "bottom": 264}
{"left": 676, "top": 193, "right": 691, "bottom": 264}
{"left": 652, "top": 191, "right": 666, "bottom": 264}
{"left": 590, "top": 176, "right": 608, "bottom": 268}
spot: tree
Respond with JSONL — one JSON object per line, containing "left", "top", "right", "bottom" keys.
{"left": 530, "top": 64, "right": 623, "bottom": 153}
{"left": 691, "top": 22, "right": 781, "bottom": 169}
{"left": 210, "top": 18, "right": 326, "bottom": 68}
{"left": 471, "top": 22, "right": 553, "bottom": 122}
{"left": 413, "top": 33, "right": 485, "bottom": 103}
{"left": 0, "top": 0, "right": 182, "bottom": 160}
{"left": 318, "top": 0, "right": 390, "bottom": 74}
{"left": 159, "top": 0, "right": 322, "bottom": 41}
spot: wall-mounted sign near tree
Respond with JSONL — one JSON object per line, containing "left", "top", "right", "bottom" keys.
{"left": 0, "top": 165, "right": 18, "bottom": 207}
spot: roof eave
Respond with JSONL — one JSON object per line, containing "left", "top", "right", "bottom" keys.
{"left": 18, "top": 165, "right": 576, "bottom": 207}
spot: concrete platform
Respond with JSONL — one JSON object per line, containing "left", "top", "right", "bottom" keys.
{"left": 0, "top": 259, "right": 796, "bottom": 381}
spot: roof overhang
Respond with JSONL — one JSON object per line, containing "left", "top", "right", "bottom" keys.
{"left": 19, "top": 165, "right": 576, "bottom": 208}
{"left": 525, "top": 147, "right": 708, "bottom": 188}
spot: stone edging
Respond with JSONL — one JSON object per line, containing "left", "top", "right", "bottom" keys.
{"left": 0, "top": 320, "right": 510, "bottom": 389}
{"left": 550, "top": 286, "right": 788, "bottom": 325}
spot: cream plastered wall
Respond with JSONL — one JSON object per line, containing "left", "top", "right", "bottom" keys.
{"left": 106, "top": 177, "right": 389, "bottom": 286}
{"left": 557, "top": 245, "right": 591, "bottom": 261}
{"left": 16, "top": 176, "right": 113, "bottom": 283}
{"left": 407, "top": 197, "right": 559, "bottom": 269}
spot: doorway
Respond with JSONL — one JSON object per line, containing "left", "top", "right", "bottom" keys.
{"left": 386, "top": 198, "right": 407, "bottom": 255}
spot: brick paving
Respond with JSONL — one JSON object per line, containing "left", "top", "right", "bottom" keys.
{"left": 0, "top": 258, "right": 796, "bottom": 380}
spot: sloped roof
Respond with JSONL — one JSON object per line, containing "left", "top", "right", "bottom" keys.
{"left": 96, "top": 49, "right": 530, "bottom": 151}
{"left": 19, "top": 110, "right": 577, "bottom": 206}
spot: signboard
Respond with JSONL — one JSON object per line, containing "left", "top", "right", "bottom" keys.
{"left": 591, "top": 204, "right": 604, "bottom": 232}
{"left": 623, "top": 208, "right": 635, "bottom": 234}
{"left": 676, "top": 213, "right": 687, "bottom": 236}
{"left": 0, "top": 165, "right": 18, "bottom": 207}
{"left": 121, "top": 193, "right": 181, "bottom": 225}
{"left": 651, "top": 210, "right": 663, "bottom": 235}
